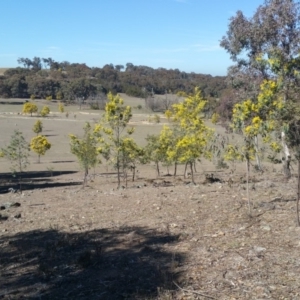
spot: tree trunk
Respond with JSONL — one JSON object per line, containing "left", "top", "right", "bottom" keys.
{"left": 156, "top": 162, "right": 160, "bottom": 177}
{"left": 254, "top": 136, "right": 262, "bottom": 171}
{"left": 246, "top": 159, "right": 251, "bottom": 215}
{"left": 83, "top": 168, "right": 88, "bottom": 188}
{"left": 166, "top": 165, "right": 170, "bottom": 175}
{"left": 132, "top": 164, "right": 136, "bottom": 182}
{"left": 297, "top": 159, "right": 300, "bottom": 226}
{"left": 282, "top": 131, "right": 291, "bottom": 178}
{"left": 184, "top": 162, "right": 188, "bottom": 178}
{"left": 117, "top": 155, "right": 121, "bottom": 188}
{"left": 193, "top": 161, "right": 197, "bottom": 173}
{"left": 124, "top": 168, "right": 128, "bottom": 188}
{"left": 174, "top": 162, "right": 177, "bottom": 176}
{"left": 190, "top": 162, "right": 195, "bottom": 184}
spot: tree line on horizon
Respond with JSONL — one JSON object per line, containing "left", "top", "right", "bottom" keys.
{"left": 0, "top": 57, "right": 228, "bottom": 103}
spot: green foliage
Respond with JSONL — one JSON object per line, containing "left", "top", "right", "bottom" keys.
{"left": 1, "top": 57, "right": 229, "bottom": 101}
{"left": 58, "top": 102, "right": 64, "bottom": 113}
{"left": 224, "top": 80, "right": 287, "bottom": 213}
{"left": 229, "top": 80, "right": 284, "bottom": 164}
{"left": 22, "top": 102, "right": 38, "bottom": 116}
{"left": 176, "top": 91, "right": 187, "bottom": 97}
{"left": 97, "top": 92, "right": 135, "bottom": 187}
{"left": 45, "top": 95, "right": 52, "bottom": 101}
{"left": 40, "top": 105, "right": 50, "bottom": 117}
{"left": 56, "top": 90, "right": 64, "bottom": 100}
{"left": 211, "top": 112, "right": 220, "bottom": 124}
{"left": 119, "top": 137, "right": 143, "bottom": 184}
{"left": 148, "top": 114, "right": 161, "bottom": 123}
{"left": 30, "top": 135, "right": 51, "bottom": 163}
{"left": 164, "top": 87, "right": 214, "bottom": 181}
{"left": 32, "top": 119, "right": 43, "bottom": 135}
{"left": 30, "top": 94, "right": 35, "bottom": 100}
{"left": 143, "top": 134, "right": 167, "bottom": 176}
{"left": 69, "top": 122, "right": 102, "bottom": 186}
{"left": 221, "top": 0, "right": 300, "bottom": 178}
{"left": 1, "top": 130, "right": 30, "bottom": 173}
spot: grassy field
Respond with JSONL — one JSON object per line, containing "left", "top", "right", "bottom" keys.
{"left": 0, "top": 68, "right": 9, "bottom": 75}
{"left": 0, "top": 96, "right": 173, "bottom": 174}
{"left": 0, "top": 94, "right": 270, "bottom": 175}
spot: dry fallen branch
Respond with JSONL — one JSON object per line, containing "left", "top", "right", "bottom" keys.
{"left": 173, "top": 281, "right": 217, "bottom": 299}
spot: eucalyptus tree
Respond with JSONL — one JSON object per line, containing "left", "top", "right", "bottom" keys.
{"left": 220, "top": 0, "right": 300, "bottom": 177}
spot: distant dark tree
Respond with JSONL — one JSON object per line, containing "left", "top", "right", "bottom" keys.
{"left": 103, "top": 64, "right": 114, "bottom": 70}
{"left": 59, "top": 61, "right": 70, "bottom": 71}
{"left": 115, "top": 64, "right": 124, "bottom": 72}
{"left": 66, "top": 79, "right": 97, "bottom": 108}
{"left": 125, "top": 62, "right": 135, "bottom": 72}
{"left": 32, "top": 57, "right": 42, "bottom": 71}
{"left": 17, "top": 57, "right": 42, "bottom": 71}
{"left": 0, "top": 77, "right": 10, "bottom": 97}
{"left": 4, "top": 67, "right": 31, "bottom": 77}
{"left": 42, "top": 57, "right": 51, "bottom": 69}
{"left": 27, "top": 78, "right": 60, "bottom": 99}
{"left": 65, "top": 63, "right": 91, "bottom": 79}
{"left": 42, "top": 57, "right": 60, "bottom": 70}
{"left": 5, "top": 75, "right": 28, "bottom": 98}
{"left": 17, "top": 57, "right": 32, "bottom": 69}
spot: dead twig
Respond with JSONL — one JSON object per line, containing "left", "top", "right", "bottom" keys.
{"left": 173, "top": 281, "right": 217, "bottom": 299}
{"left": 244, "top": 219, "right": 261, "bottom": 230}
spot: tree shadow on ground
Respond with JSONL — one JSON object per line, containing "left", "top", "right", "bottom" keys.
{"left": 0, "top": 171, "right": 81, "bottom": 193}
{"left": 51, "top": 161, "right": 75, "bottom": 164}
{"left": 0, "top": 171, "right": 78, "bottom": 180}
{"left": 0, "top": 227, "right": 184, "bottom": 299}
{"left": 0, "top": 101, "right": 25, "bottom": 105}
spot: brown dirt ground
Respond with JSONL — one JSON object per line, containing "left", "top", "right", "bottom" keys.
{"left": 1, "top": 99, "right": 300, "bottom": 299}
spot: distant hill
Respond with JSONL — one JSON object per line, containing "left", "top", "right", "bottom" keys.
{"left": 0, "top": 58, "right": 230, "bottom": 101}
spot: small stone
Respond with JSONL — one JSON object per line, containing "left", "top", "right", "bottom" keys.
{"left": 253, "top": 246, "right": 266, "bottom": 254}
{"left": 261, "top": 225, "right": 271, "bottom": 231}
{"left": 190, "top": 237, "right": 198, "bottom": 242}
{"left": 170, "top": 223, "right": 178, "bottom": 228}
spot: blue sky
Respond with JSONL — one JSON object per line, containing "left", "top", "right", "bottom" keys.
{"left": 0, "top": 0, "right": 264, "bottom": 76}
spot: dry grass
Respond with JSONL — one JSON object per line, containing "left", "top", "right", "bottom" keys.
{"left": 0, "top": 68, "right": 9, "bottom": 75}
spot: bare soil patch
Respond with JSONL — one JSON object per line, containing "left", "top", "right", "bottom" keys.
{"left": 1, "top": 167, "right": 300, "bottom": 299}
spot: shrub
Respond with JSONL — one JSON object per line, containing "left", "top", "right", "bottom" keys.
{"left": 40, "top": 106, "right": 50, "bottom": 117}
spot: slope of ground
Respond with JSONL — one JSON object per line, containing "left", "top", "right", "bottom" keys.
{"left": 1, "top": 168, "right": 300, "bottom": 299}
